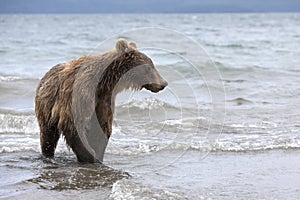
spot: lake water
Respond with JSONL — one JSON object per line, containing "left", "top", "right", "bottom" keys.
{"left": 0, "top": 13, "right": 300, "bottom": 199}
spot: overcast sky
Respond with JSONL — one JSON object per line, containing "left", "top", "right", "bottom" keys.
{"left": 1, "top": 0, "right": 300, "bottom": 13}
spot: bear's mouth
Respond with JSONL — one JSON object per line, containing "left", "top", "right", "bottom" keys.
{"left": 142, "top": 83, "right": 168, "bottom": 93}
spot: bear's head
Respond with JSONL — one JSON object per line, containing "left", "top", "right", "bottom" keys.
{"left": 113, "top": 39, "right": 168, "bottom": 93}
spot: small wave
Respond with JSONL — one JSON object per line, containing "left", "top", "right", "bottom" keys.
{"left": 0, "top": 134, "right": 70, "bottom": 154}
{"left": 119, "top": 98, "right": 164, "bottom": 110}
{"left": 0, "top": 75, "right": 39, "bottom": 83}
{"left": 106, "top": 138, "right": 165, "bottom": 156}
{"left": 204, "top": 42, "right": 257, "bottom": 50}
{"left": 222, "top": 79, "right": 246, "bottom": 83}
{"left": 0, "top": 76, "right": 22, "bottom": 82}
{"left": 223, "top": 44, "right": 244, "bottom": 48}
{"left": 0, "top": 112, "right": 39, "bottom": 134}
{"left": 191, "top": 133, "right": 300, "bottom": 152}
{"left": 224, "top": 43, "right": 258, "bottom": 50}
{"left": 106, "top": 137, "right": 300, "bottom": 156}
{"left": 117, "top": 97, "right": 179, "bottom": 112}
{"left": 109, "top": 179, "right": 187, "bottom": 200}
{"left": 0, "top": 146, "right": 38, "bottom": 153}
{"left": 0, "top": 49, "right": 8, "bottom": 54}
{"left": 216, "top": 63, "right": 266, "bottom": 73}
{"left": 228, "top": 97, "right": 253, "bottom": 105}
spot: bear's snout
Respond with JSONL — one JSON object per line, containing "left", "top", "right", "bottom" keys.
{"left": 160, "top": 80, "right": 168, "bottom": 90}
{"left": 143, "top": 80, "right": 168, "bottom": 93}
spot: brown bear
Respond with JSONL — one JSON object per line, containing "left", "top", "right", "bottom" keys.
{"left": 35, "top": 39, "right": 167, "bottom": 163}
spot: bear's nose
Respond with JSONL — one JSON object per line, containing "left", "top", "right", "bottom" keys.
{"left": 160, "top": 81, "right": 168, "bottom": 90}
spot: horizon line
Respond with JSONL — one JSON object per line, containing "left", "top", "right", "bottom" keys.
{"left": 1, "top": 11, "right": 299, "bottom": 15}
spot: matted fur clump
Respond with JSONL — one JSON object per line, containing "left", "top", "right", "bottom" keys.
{"left": 35, "top": 39, "right": 167, "bottom": 163}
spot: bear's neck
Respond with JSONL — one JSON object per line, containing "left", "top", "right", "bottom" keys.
{"left": 94, "top": 64, "right": 126, "bottom": 138}
{"left": 95, "top": 55, "right": 136, "bottom": 137}
{"left": 97, "top": 57, "right": 133, "bottom": 99}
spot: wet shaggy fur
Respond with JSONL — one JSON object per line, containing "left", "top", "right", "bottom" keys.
{"left": 35, "top": 39, "right": 167, "bottom": 163}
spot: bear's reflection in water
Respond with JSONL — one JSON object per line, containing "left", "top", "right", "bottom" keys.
{"left": 29, "top": 156, "right": 129, "bottom": 190}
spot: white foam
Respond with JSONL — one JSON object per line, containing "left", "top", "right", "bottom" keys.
{"left": 227, "top": 121, "right": 279, "bottom": 129}
{"left": 0, "top": 76, "right": 21, "bottom": 82}
{"left": 120, "top": 97, "right": 165, "bottom": 110}
{"left": 0, "top": 135, "right": 39, "bottom": 153}
{"left": 0, "top": 113, "right": 39, "bottom": 134}
{"left": 109, "top": 179, "right": 186, "bottom": 200}
{"left": 106, "top": 137, "right": 164, "bottom": 156}
{"left": 0, "top": 134, "right": 72, "bottom": 154}
{"left": 191, "top": 133, "right": 300, "bottom": 152}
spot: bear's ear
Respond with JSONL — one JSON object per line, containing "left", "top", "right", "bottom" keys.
{"left": 129, "top": 41, "right": 137, "bottom": 49}
{"left": 116, "top": 38, "right": 129, "bottom": 53}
